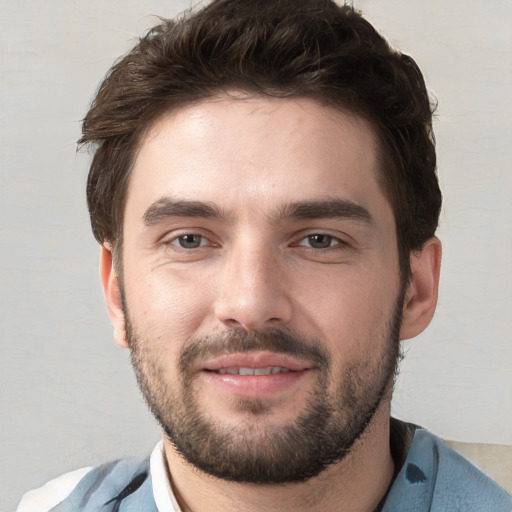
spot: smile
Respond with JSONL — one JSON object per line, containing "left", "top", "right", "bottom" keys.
{"left": 213, "top": 367, "right": 292, "bottom": 376}
{"left": 201, "top": 351, "right": 310, "bottom": 373}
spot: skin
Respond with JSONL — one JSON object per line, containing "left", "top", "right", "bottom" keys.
{"left": 101, "top": 95, "right": 441, "bottom": 512}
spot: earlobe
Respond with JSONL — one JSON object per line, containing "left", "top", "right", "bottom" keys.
{"left": 400, "top": 237, "right": 442, "bottom": 341}
{"left": 100, "top": 245, "right": 128, "bottom": 348}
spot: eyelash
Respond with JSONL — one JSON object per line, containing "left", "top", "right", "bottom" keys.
{"left": 296, "top": 234, "right": 345, "bottom": 250}
{"left": 168, "top": 233, "right": 212, "bottom": 249}
{"left": 165, "top": 232, "right": 347, "bottom": 251}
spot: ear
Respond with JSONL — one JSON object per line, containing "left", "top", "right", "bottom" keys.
{"left": 100, "top": 244, "right": 128, "bottom": 348}
{"left": 400, "top": 237, "right": 442, "bottom": 341}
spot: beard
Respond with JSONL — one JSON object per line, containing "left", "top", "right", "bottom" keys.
{"left": 124, "top": 292, "right": 404, "bottom": 484}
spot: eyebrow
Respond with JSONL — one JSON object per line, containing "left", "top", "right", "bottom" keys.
{"left": 143, "top": 197, "right": 374, "bottom": 226}
{"left": 143, "top": 199, "right": 228, "bottom": 225}
{"left": 273, "top": 199, "right": 374, "bottom": 225}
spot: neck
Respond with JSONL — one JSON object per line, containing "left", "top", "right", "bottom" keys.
{"left": 163, "top": 403, "right": 394, "bottom": 512}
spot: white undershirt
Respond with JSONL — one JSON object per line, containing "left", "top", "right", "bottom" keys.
{"left": 150, "top": 440, "right": 183, "bottom": 512}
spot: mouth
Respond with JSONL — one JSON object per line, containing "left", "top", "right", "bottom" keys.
{"left": 199, "top": 351, "right": 310, "bottom": 397}
{"left": 201, "top": 351, "right": 310, "bottom": 372}
{"left": 213, "top": 366, "right": 292, "bottom": 376}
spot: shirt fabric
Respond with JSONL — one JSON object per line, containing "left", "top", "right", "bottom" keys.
{"left": 17, "top": 421, "right": 512, "bottom": 511}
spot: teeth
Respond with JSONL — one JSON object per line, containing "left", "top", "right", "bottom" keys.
{"left": 254, "top": 367, "right": 271, "bottom": 375}
{"left": 216, "top": 367, "right": 290, "bottom": 375}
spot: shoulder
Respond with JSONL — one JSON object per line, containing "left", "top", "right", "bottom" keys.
{"left": 385, "top": 425, "right": 512, "bottom": 512}
{"left": 428, "top": 431, "right": 512, "bottom": 510}
{"left": 17, "top": 466, "right": 93, "bottom": 512}
{"left": 17, "top": 457, "right": 152, "bottom": 512}
{"left": 444, "top": 438, "right": 512, "bottom": 495}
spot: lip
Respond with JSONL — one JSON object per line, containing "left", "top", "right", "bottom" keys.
{"left": 199, "top": 351, "right": 311, "bottom": 398}
{"left": 201, "top": 351, "right": 310, "bottom": 372}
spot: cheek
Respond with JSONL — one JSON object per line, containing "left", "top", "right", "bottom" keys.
{"left": 300, "top": 267, "right": 400, "bottom": 355}
{"left": 124, "top": 264, "right": 214, "bottom": 343}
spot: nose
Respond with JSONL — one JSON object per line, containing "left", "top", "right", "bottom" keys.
{"left": 214, "top": 241, "right": 293, "bottom": 332}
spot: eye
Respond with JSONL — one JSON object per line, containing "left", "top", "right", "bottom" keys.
{"left": 172, "top": 234, "right": 207, "bottom": 249}
{"left": 299, "top": 234, "right": 340, "bottom": 249}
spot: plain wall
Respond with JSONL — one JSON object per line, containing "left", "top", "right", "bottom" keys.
{"left": 1, "top": 1, "right": 511, "bottom": 510}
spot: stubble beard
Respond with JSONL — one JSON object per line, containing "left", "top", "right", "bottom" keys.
{"left": 124, "top": 293, "right": 404, "bottom": 484}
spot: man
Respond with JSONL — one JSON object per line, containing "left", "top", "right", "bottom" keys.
{"left": 17, "top": 0, "right": 511, "bottom": 510}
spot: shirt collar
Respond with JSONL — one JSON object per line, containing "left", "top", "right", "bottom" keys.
{"left": 150, "top": 440, "right": 183, "bottom": 512}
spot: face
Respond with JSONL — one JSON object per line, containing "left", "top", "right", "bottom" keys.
{"left": 115, "top": 96, "right": 406, "bottom": 483}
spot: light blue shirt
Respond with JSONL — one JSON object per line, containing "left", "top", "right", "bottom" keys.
{"left": 20, "top": 424, "right": 512, "bottom": 511}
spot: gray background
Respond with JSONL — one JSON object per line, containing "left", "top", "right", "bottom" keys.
{"left": 2, "top": 1, "right": 511, "bottom": 510}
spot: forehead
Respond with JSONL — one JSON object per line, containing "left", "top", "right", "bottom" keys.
{"left": 126, "top": 95, "right": 389, "bottom": 223}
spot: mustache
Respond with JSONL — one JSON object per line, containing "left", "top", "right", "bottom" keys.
{"left": 178, "top": 328, "right": 330, "bottom": 372}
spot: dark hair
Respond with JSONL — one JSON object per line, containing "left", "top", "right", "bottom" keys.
{"left": 80, "top": 0, "right": 441, "bottom": 279}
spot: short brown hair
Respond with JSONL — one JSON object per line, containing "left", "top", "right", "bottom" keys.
{"left": 80, "top": 0, "right": 441, "bottom": 279}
